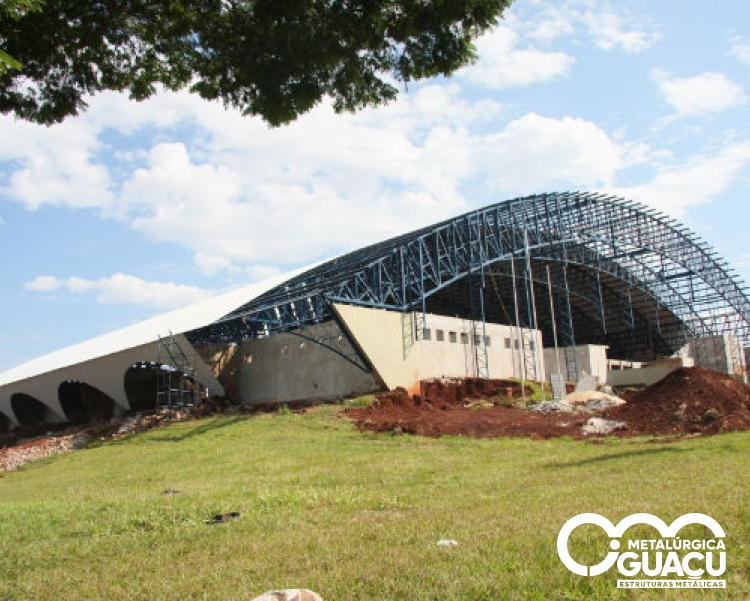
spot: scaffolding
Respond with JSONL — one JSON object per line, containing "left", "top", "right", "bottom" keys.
{"left": 156, "top": 333, "right": 202, "bottom": 409}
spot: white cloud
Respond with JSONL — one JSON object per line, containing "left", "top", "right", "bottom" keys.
{"left": 24, "top": 273, "right": 214, "bottom": 309}
{"left": 0, "top": 118, "right": 113, "bottom": 210}
{"left": 460, "top": 27, "right": 574, "bottom": 89}
{"left": 730, "top": 37, "right": 750, "bottom": 67}
{"left": 606, "top": 142, "right": 750, "bottom": 217}
{"left": 522, "top": 5, "right": 575, "bottom": 43}
{"left": 25, "top": 275, "right": 65, "bottom": 292}
{"left": 580, "top": 8, "right": 661, "bottom": 53}
{"left": 653, "top": 70, "right": 748, "bottom": 116}
{"left": 110, "top": 94, "right": 479, "bottom": 272}
{"left": 514, "top": 0, "right": 660, "bottom": 52}
{"left": 477, "top": 113, "right": 628, "bottom": 193}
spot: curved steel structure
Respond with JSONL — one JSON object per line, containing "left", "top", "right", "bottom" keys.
{"left": 190, "top": 192, "right": 750, "bottom": 377}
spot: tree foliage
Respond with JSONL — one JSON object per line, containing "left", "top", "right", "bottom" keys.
{"left": 0, "top": 0, "right": 512, "bottom": 126}
{"left": 0, "top": 0, "right": 42, "bottom": 74}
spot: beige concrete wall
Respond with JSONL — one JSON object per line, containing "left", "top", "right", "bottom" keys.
{"left": 333, "top": 304, "right": 422, "bottom": 392}
{"left": 0, "top": 335, "right": 223, "bottom": 426}
{"left": 336, "top": 305, "right": 544, "bottom": 390}
{"left": 237, "top": 320, "right": 381, "bottom": 403}
{"left": 416, "top": 313, "right": 544, "bottom": 381}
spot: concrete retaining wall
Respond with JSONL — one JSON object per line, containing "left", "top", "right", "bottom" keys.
{"left": 236, "top": 320, "right": 381, "bottom": 404}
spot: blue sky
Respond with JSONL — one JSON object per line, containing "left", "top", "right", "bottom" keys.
{"left": 1, "top": 0, "right": 749, "bottom": 372}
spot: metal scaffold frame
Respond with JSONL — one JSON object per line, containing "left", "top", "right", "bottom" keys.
{"left": 188, "top": 192, "right": 750, "bottom": 382}
{"left": 156, "top": 333, "right": 202, "bottom": 409}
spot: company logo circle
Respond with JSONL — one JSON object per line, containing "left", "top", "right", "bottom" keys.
{"left": 557, "top": 512, "right": 725, "bottom": 577}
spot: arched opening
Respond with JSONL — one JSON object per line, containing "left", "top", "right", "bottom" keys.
{"left": 58, "top": 380, "right": 116, "bottom": 424}
{"left": 11, "top": 393, "right": 56, "bottom": 426}
{"left": 124, "top": 362, "right": 160, "bottom": 412}
{"left": 0, "top": 410, "right": 10, "bottom": 433}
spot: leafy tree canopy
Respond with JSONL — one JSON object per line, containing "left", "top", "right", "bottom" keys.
{"left": 0, "top": 0, "right": 512, "bottom": 126}
{"left": 0, "top": 0, "right": 42, "bottom": 73}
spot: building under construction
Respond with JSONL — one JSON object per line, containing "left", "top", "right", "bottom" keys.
{"left": 1, "top": 192, "right": 749, "bottom": 429}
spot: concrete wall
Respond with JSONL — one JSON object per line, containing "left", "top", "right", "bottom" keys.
{"left": 333, "top": 305, "right": 421, "bottom": 392}
{"left": 416, "top": 313, "right": 544, "bottom": 383}
{"left": 543, "top": 345, "right": 609, "bottom": 384}
{"left": 236, "top": 320, "right": 381, "bottom": 403}
{"left": 235, "top": 306, "right": 547, "bottom": 404}
{"left": 683, "top": 334, "right": 746, "bottom": 380}
{"left": 606, "top": 356, "right": 693, "bottom": 389}
{"left": 0, "top": 334, "right": 223, "bottom": 427}
{"left": 336, "top": 305, "right": 544, "bottom": 392}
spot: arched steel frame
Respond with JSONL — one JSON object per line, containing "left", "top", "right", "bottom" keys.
{"left": 189, "top": 192, "right": 750, "bottom": 375}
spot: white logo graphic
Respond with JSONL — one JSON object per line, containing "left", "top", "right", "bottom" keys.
{"left": 557, "top": 512, "right": 726, "bottom": 587}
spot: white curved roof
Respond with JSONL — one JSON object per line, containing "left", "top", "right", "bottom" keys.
{"left": 0, "top": 265, "right": 312, "bottom": 387}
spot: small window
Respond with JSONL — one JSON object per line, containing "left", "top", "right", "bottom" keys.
{"left": 514, "top": 340, "right": 519, "bottom": 349}
{"left": 460, "top": 332, "right": 469, "bottom": 344}
{"left": 436, "top": 329, "right": 445, "bottom": 342}
{"left": 422, "top": 328, "right": 432, "bottom": 341}
{"left": 449, "top": 331, "right": 457, "bottom": 343}
{"left": 505, "top": 338, "right": 511, "bottom": 349}
{"left": 474, "top": 334, "right": 482, "bottom": 345}
{"left": 529, "top": 341, "right": 535, "bottom": 351}
{"left": 484, "top": 336, "right": 491, "bottom": 347}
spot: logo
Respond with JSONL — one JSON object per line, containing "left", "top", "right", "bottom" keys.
{"left": 557, "top": 513, "right": 727, "bottom": 589}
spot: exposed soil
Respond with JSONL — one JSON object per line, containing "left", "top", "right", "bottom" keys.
{"left": 346, "top": 368, "right": 750, "bottom": 440}
{"left": 346, "top": 378, "right": 589, "bottom": 439}
{"left": 603, "top": 366, "right": 750, "bottom": 436}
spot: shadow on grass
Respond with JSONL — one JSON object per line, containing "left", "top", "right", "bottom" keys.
{"left": 146, "top": 416, "right": 248, "bottom": 443}
{"left": 543, "top": 446, "right": 689, "bottom": 469}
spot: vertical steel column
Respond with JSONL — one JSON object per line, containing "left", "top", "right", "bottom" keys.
{"left": 477, "top": 256, "right": 490, "bottom": 379}
{"left": 521, "top": 230, "right": 540, "bottom": 382}
{"left": 546, "top": 264, "right": 562, "bottom": 376}
{"left": 510, "top": 256, "right": 526, "bottom": 396}
{"left": 554, "top": 198, "right": 579, "bottom": 383}
{"left": 467, "top": 214, "right": 489, "bottom": 379}
{"left": 416, "top": 239, "right": 427, "bottom": 340}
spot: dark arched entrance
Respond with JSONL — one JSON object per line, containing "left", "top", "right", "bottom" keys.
{"left": 0, "top": 410, "right": 10, "bottom": 433}
{"left": 58, "top": 381, "right": 116, "bottom": 424}
{"left": 11, "top": 393, "right": 55, "bottom": 425}
{"left": 124, "top": 362, "right": 160, "bottom": 412}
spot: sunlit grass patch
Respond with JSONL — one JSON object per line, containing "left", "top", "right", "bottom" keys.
{"left": 0, "top": 407, "right": 747, "bottom": 599}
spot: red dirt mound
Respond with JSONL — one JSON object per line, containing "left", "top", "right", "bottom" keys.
{"left": 347, "top": 368, "right": 750, "bottom": 440}
{"left": 603, "top": 366, "right": 750, "bottom": 436}
{"left": 346, "top": 378, "right": 588, "bottom": 439}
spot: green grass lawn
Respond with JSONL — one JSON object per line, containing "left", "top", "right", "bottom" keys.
{"left": 1, "top": 405, "right": 748, "bottom": 600}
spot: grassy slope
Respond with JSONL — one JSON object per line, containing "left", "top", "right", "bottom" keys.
{"left": 0, "top": 406, "right": 748, "bottom": 600}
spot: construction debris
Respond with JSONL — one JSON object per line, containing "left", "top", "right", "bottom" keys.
{"left": 527, "top": 390, "right": 625, "bottom": 415}
{"left": 581, "top": 417, "right": 627, "bottom": 436}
